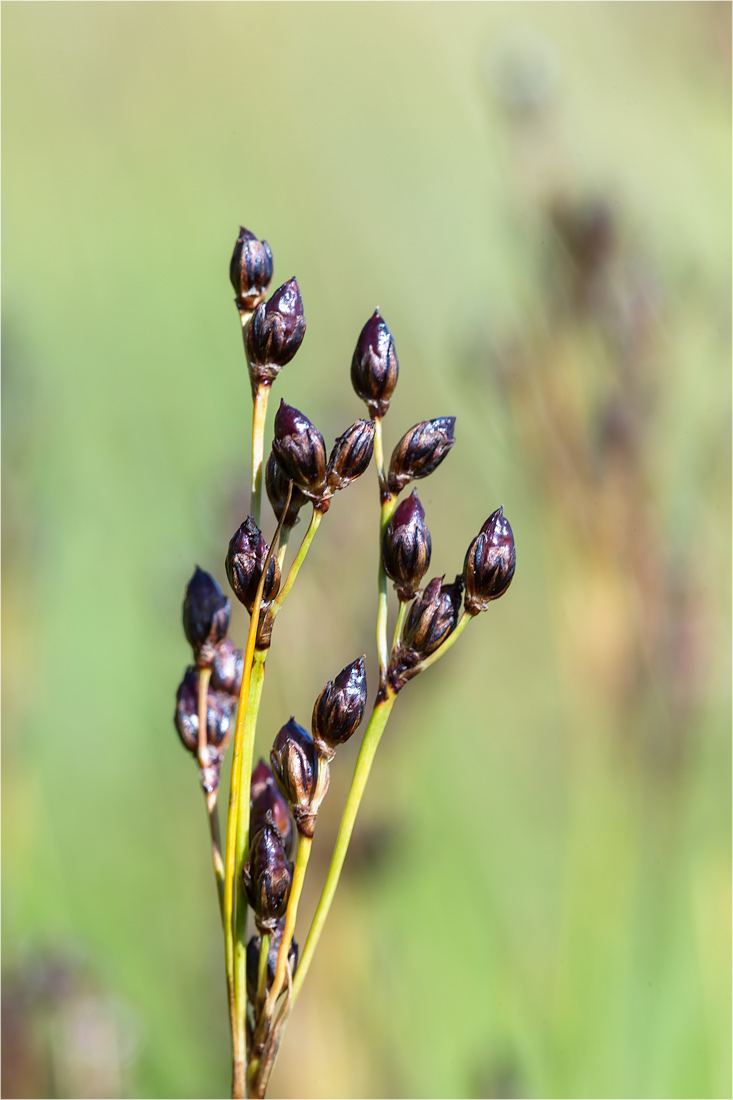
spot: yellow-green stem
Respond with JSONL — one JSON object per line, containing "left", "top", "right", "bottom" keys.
{"left": 271, "top": 508, "right": 322, "bottom": 616}
{"left": 391, "top": 599, "right": 408, "bottom": 654}
{"left": 207, "top": 800, "right": 225, "bottom": 921}
{"left": 256, "top": 932, "right": 271, "bottom": 1006}
{"left": 250, "top": 385, "right": 270, "bottom": 528}
{"left": 266, "top": 834, "right": 312, "bottom": 1014}
{"left": 196, "top": 667, "right": 212, "bottom": 769}
{"left": 276, "top": 526, "right": 291, "bottom": 571}
{"left": 373, "top": 417, "right": 398, "bottom": 680}
{"left": 292, "top": 691, "right": 397, "bottom": 1004}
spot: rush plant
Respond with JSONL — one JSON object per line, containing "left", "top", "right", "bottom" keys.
{"left": 173, "top": 227, "right": 516, "bottom": 1098}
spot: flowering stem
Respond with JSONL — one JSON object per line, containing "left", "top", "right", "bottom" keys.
{"left": 250, "top": 384, "right": 270, "bottom": 528}
{"left": 271, "top": 507, "right": 322, "bottom": 616}
{"left": 256, "top": 932, "right": 271, "bottom": 1006}
{"left": 373, "top": 418, "right": 398, "bottom": 684}
{"left": 265, "top": 834, "right": 312, "bottom": 1015}
{"left": 391, "top": 599, "right": 408, "bottom": 653}
{"left": 292, "top": 689, "right": 397, "bottom": 1005}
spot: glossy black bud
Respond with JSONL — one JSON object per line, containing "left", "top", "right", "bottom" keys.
{"left": 272, "top": 400, "right": 329, "bottom": 507}
{"left": 226, "top": 516, "right": 281, "bottom": 613}
{"left": 382, "top": 491, "right": 432, "bottom": 600}
{"left": 463, "top": 507, "right": 516, "bottom": 614}
{"left": 246, "top": 277, "right": 306, "bottom": 384}
{"left": 242, "top": 824, "right": 293, "bottom": 934}
{"left": 387, "top": 417, "right": 456, "bottom": 494}
{"left": 312, "top": 656, "right": 367, "bottom": 760}
{"left": 182, "top": 568, "right": 231, "bottom": 668}
{"left": 211, "top": 637, "right": 244, "bottom": 696}
{"left": 326, "top": 420, "right": 375, "bottom": 493}
{"left": 174, "top": 667, "right": 236, "bottom": 755}
{"left": 250, "top": 759, "right": 294, "bottom": 857}
{"left": 270, "top": 718, "right": 328, "bottom": 838}
{"left": 389, "top": 576, "right": 464, "bottom": 692}
{"left": 246, "top": 926, "right": 299, "bottom": 1006}
{"left": 351, "top": 309, "right": 399, "bottom": 418}
{"left": 230, "top": 227, "right": 274, "bottom": 311}
{"left": 265, "top": 451, "right": 309, "bottom": 529}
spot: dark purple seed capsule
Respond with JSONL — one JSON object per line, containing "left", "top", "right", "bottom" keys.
{"left": 174, "top": 667, "right": 236, "bottom": 755}
{"left": 247, "top": 277, "right": 306, "bottom": 374}
{"left": 272, "top": 400, "right": 328, "bottom": 506}
{"left": 270, "top": 718, "right": 326, "bottom": 838}
{"left": 225, "top": 516, "right": 281, "bottom": 614}
{"left": 250, "top": 759, "right": 294, "bottom": 857}
{"left": 387, "top": 417, "right": 456, "bottom": 494}
{"left": 182, "top": 568, "right": 231, "bottom": 668}
{"left": 388, "top": 576, "right": 464, "bottom": 692}
{"left": 381, "top": 491, "right": 432, "bottom": 600}
{"left": 265, "top": 451, "right": 309, "bottom": 528}
{"left": 312, "top": 656, "right": 367, "bottom": 760}
{"left": 350, "top": 309, "right": 399, "bottom": 418}
{"left": 211, "top": 637, "right": 244, "bottom": 696}
{"left": 463, "top": 507, "right": 516, "bottom": 614}
{"left": 230, "top": 226, "right": 274, "bottom": 311}
{"left": 242, "top": 824, "right": 293, "bottom": 935}
{"left": 246, "top": 925, "right": 298, "bottom": 1005}
{"left": 326, "top": 420, "right": 375, "bottom": 492}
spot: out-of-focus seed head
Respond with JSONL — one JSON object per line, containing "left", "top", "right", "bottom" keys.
{"left": 174, "top": 667, "right": 236, "bottom": 755}
{"left": 381, "top": 491, "right": 432, "bottom": 600}
{"left": 229, "top": 227, "right": 274, "bottom": 311}
{"left": 326, "top": 420, "right": 375, "bottom": 493}
{"left": 242, "top": 824, "right": 293, "bottom": 934}
{"left": 246, "top": 925, "right": 298, "bottom": 1006}
{"left": 350, "top": 309, "right": 399, "bottom": 418}
{"left": 463, "top": 507, "right": 516, "bottom": 614}
{"left": 250, "top": 759, "right": 294, "bottom": 857}
{"left": 246, "top": 277, "right": 306, "bottom": 386}
{"left": 265, "top": 451, "right": 309, "bottom": 529}
{"left": 182, "top": 568, "right": 231, "bottom": 668}
{"left": 389, "top": 576, "right": 464, "bottom": 692}
{"left": 387, "top": 417, "right": 456, "bottom": 494}
{"left": 211, "top": 637, "right": 244, "bottom": 696}
{"left": 270, "top": 718, "right": 327, "bottom": 838}
{"left": 272, "top": 400, "right": 328, "bottom": 508}
{"left": 312, "top": 656, "right": 367, "bottom": 760}
{"left": 225, "top": 516, "right": 281, "bottom": 614}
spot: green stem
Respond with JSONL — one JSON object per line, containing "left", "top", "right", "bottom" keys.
{"left": 276, "top": 526, "right": 291, "bottom": 571}
{"left": 266, "top": 834, "right": 312, "bottom": 1013}
{"left": 391, "top": 599, "right": 408, "bottom": 654}
{"left": 250, "top": 385, "right": 270, "bottom": 528}
{"left": 271, "top": 507, "right": 322, "bottom": 616}
{"left": 292, "top": 691, "right": 397, "bottom": 1004}
{"left": 256, "top": 932, "right": 271, "bottom": 1007}
{"left": 373, "top": 417, "right": 398, "bottom": 682}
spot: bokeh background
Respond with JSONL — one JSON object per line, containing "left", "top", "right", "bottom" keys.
{"left": 2, "top": 3, "right": 730, "bottom": 1098}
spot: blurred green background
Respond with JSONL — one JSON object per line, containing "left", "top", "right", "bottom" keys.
{"left": 2, "top": 3, "right": 730, "bottom": 1098}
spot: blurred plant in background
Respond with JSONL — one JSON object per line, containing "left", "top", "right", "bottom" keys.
{"left": 2, "top": 4, "right": 730, "bottom": 1099}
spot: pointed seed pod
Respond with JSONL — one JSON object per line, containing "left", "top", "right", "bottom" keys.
{"left": 351, "top": 309, "right": 399, "bottom": 418}
{"left": 270, "top": 718, "right": 328, "bottom": 838}
{"left": 312, "top": 656, "right": 368, "bottom": 760}
{"left": 182, "top": 568, "right": 231, "bottom": 668}
{"left": 246, "top": 277, "right": 306, "bottom": 387}
{"left": 242, "top": 823, "right": 293, "bottom": 934}
{"left": 174, "top": 667, "right": 236, "bottom": 755}
{"left": 226, "top": 516, "right": 281, "bottom": 613}
{"left": 211, "top": 636, "right": 244, "bottom": 696}
{"left": 389, "top": 576, "right": 464, "bottom": 692}
{"left": 326, "top": 420, "right": 375, "bottom": 492}
{"left": 229, "top": 226, "right": 274, "bottom": 311}
{"left": 272, "top": 400, "right": 328, "bottom": 507}
{"left": 250, "top": 759, "right": 294, "bottom": 857}
{"left": 246, "top": 925, "right": 298, "bottom": 1006}
{"left": 265, "top": 451, "right": 309, "bottom": 528}
{"left": 382, "top": 491, "right": 432, "bottom": 600}
{"left": 387, "top": 417, "right": 456, "bottom": 494}
{"left": 463, "top": 507, "right": 516, "bottom": 614}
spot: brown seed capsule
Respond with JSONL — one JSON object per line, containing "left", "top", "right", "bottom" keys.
{"left": 265, "top": 451, "right": 309, "bottom": 528}
{"left": 246, "top": 278, "right": 306, "bottom": 388}
{"left": 326, "top": 420, "right": 375, "bottom": 493}
{"left": 182, "top": 568, "right": 231, "bottom": 669}
{"left": 225, "top": 516, "right": 281, "bottom": 613}
{"left": 270, "top": 718, "right": 328, "bottom": 838}
{"left": 381, "top": 491, "right": 432, "bottom": 600}
{"left": 246, "top": 925, "right": 298, "bottom": 1006}
{"left": 242, "top": 824, "right": 293, "bottom": 935}
{"left": 387, "top": 417, "right": 456, "bottom": 494}
{"left": 211, "top": 637, "right": 244, "bottom": 696}
{"left": 463, "top": 507, "right": 516, "bottom": 614}
{"left": 350, "top": 309, "right": 399, "bottom": 418}
{"left": 312, "top": 656, "right": 367, "bottom": 760}
{"left": 230, "top": 226, "right": 274, "bottom": 311}
{"left": 272, "top": 400, "right": 329, "bottom": 507}
{"left": 250, "top": 759, "right": 294, "bottom": 857}
{"left": 389, "top": 576, "right": 464, "bottom": 692}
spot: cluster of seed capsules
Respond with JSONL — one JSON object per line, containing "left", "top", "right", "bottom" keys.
{"left": 174, "top": 225, "right": 516, "bottom": 1020}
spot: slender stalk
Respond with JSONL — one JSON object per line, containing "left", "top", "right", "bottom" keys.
{"left": 276, "top": 527, "right": 291, "bottom": 571}
{"left": 271, "top": 507, "right": 322, "bottom": 616}
{"left": 373, "top": 418, "right": 398, "bottom": 682}
{"left": 265, "top": 834, "right": 312, "bottom": 1014}
{"left": 250, "top": 384, "right": 270, "bottom": 527}
{"left": 391, "top": 599, "right": 408, "bottom": 654}
{"left": 292, "top": 691, "right": 397, "bottom": 1004}
{"left": 256, "top": 932, "right": 271, "bottom": 1006}
{"left": 196, "top": 667, "right": 212, "bottom": 768}
{"left": 207, "top": 801, "right": 226, "bottom": 920}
